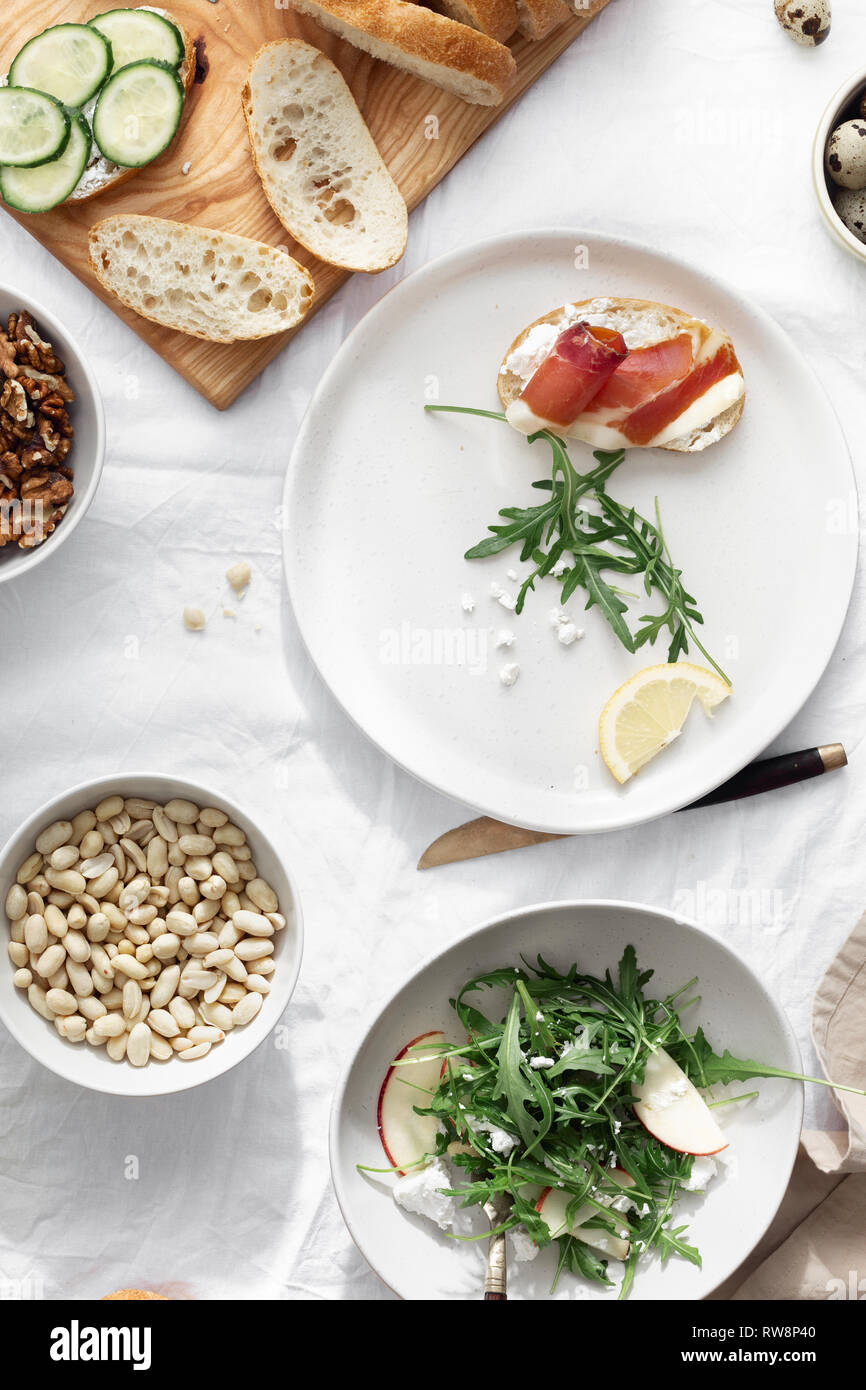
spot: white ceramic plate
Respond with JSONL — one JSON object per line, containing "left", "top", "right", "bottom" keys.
{"left": 330, "top": 900, "right": 803, "bottom": 1301}
{"left": 284, "top": 230, "right": 857, "bottom": 833}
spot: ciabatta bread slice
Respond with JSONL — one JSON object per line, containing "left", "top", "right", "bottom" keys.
{"left": 498, "top": 298, "right": 746, "bottom": 453}
{"left": 429, "top": 0, "right": 518, "bottom": 44}
{"left": 513, "top": 0, "right": 569, "bottom": 39}
{"left": 284, "top": 0, "right": 517, "bottom": 106}
{"left": 89, "top": 215, "right": 315, "bottom": 343}
{"left": 69, "top": 7, "right": 196, "bottom": 204}
{"left": 243, "top": 41, "right": 407, "bottom": 274}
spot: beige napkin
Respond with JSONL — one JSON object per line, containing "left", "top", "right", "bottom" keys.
{"left": 715, "top": 912, "right": 866, "bottom": 1299}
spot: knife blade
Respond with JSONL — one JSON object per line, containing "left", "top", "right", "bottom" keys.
{"left": 418, "top": 743, "right": 847, "bottom": 870}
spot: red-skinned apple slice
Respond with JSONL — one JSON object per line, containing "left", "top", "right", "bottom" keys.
{"left": 535, "top": 1170, "right": 635, "bottom": 1261}
{"left": 632, "top": 1046, "right": 728, "bottom": 1156}
{"left": 377, "top": 1030, "right": 447, "bottom": 1175}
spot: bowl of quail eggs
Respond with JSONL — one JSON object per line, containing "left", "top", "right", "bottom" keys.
{"left": 814, "top": 60, "right": 866, "bottom": 263}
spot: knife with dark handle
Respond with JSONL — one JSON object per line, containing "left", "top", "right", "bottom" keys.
{"left": 418, "top": 744, "right": 847, "bottom": 870}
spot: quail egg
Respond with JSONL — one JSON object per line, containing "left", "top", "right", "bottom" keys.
{"left": 833, "top": 187, "right": 866, "bottom": 244}
{"left": 774, "top": 0, "right": 831, "bottom": 45}
{"left": 827, "top": 120, "right": 866, "bottom": 190}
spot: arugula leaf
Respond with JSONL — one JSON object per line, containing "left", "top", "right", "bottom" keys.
{"left": 687, "top": 1028, "right": 866, "bottom": 1097}
{"left": 492, "top": 990, "right": 552, "bottom": 1154}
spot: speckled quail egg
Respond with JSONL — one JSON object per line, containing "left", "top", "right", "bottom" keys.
{"left": 827, "top": 120, "right": 866, "bottom": 189}
{"left": 774, "top": 0, "right": 831, "bottom": 45}
{"left": 833, "top": 187, "right": 866, "bottom": 244}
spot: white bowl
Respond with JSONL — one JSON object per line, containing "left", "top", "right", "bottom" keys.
{"left": 331, "top": 900, "right": 803, "bottom": 1301}
{"left": 0, "top": 774, "right": 303, "bottom": 1096}
{"left": 0, "top": 282, "right": 105, "bottom": 583}
{"left": 813, "top": 67, "right": 866, "bottom": 263}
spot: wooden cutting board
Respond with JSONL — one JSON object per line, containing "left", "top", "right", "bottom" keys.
{"left": 1, "top": 0, "right": 614, "bottom": 408}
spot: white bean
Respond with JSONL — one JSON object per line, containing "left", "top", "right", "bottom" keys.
{"left": 126, "top": 1022, "right": 152, "bottom": 1067}
{"left": 35, "top": 821, "right": 73, "bottom": 856}
{"left": 234, "top": 938, "right": 273, "bottom": 962}
{"left": 232, "top": 910, "right": 274, "bottom": 938}
{"left": 232, "top": 992, "right": 264, "bottom": 1026}
{"left": 147, "top": 1008, "right": 180, "bottom": 1039}
{"left": 246, "top": 878, "right": 279, "bottom": 914}
{"left": 24, "top": 914, "right": 48, "bottom": 954}
{"left": 46, "top": 988, "right": 78, "bottom": 1017}
{"left": 5, "top": 883, "right": 28, "bottom": 920}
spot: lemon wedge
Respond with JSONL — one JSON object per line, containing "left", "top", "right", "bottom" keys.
{"left": 599, "top": 663, "right": 731, "bottom": 784}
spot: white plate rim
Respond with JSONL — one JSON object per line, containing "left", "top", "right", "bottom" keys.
{"left": 328, "top": 896, "right": 804, "bottom": 1301}
{"left": 284, "top": 228, "right": 859, "bottom": 834}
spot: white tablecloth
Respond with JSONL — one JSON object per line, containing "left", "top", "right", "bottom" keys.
{"left": 1, "top": 0, "right": 864, "bottom": 1301}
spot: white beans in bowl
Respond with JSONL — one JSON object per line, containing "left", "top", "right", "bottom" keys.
{"left": 4, "top": 796, "right": 284, "bottom": 1067}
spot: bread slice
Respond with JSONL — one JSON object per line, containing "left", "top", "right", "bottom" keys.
{"left": 243, "top": 41, "right": 407, "bottom": 274}
{"left": 68, "top": 7, "right": 196, "bottom": 204}
{"left": 284, "top": 0, "right": 517, "bottom": 106}
{"left": 88, "top": 216, "right": 315, "bottom": 343}
{"left": 429, "top": 0, "right": 518, "bottom": 44}
{"left": 513, "top": 0, "right": 570, "bottom": 39}
{"left": 498, "top": 298, "right": 746, "bottom": 453}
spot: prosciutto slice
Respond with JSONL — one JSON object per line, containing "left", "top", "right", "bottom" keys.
{"left": 585, "top": 333, "right": 694, "bottom": 413}
{"left": 519, "top": 322, "right": 628, "bottom": 427}
{"left": 619, "top": 338, "right": 741, "bottom": 445}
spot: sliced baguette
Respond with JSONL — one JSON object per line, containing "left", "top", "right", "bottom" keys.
{"left": 498, "top": 298, "right": 745, "bottom": 453}
{"left": 284, "top": 0, "right": 517, "bottom": 106}
{"left": 243, "top": 41, "right": 407, "bottom": 274}
{"left": 513, "top": 0, "right": 570, "bottom": 39}
{"left": 429, "top": 0, "right": 518, "bottom": 44}
{"left": 68, "top": 7, "right": 196, "bottom": 204}
{"left": 88, "top": 215, "right": 315, "bottom": 343}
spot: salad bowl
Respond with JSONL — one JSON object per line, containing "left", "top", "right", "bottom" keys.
{"left": 330, "top": 899, "right": 803, "bottom": 1300}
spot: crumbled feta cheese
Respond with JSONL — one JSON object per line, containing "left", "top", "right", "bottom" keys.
{"left": 551, "top": 555, "right": 571, "bottom": 577}
{"left": 508, "top": 1226, "right": 539, "bottom": 1262}
{"left": 645, "top": 1076, "right": 690, "bottom": 1110}
{"left": 181, "top": 161, "right": 192, "bottom": 175}
{"left": 683, "top": 1155, "right": 718, "bottom": 1192}
{"left": 505, "top": 323, "right": 560, "bottom": 382}
{"left": 490, "top": 582, "right": 517, "bottom": 611}
{"left": 461, "top": 593, "right": 475, "bottom": 614}
{"left": 495, "top": 629, "right": 515, "bottom": 649}
{"left": 557, "top": 622, "right": 584, "bottom": 646}
{"left": 535, "top": 1011, "right": 544, "bottom": 1022}
{"left": 393, "top": 1159, "right": 454, "bottom": 1229}
{"left": 529, "top": 1056, "right": 555, "bottom": 1069}
{"left": 506, "top": 569, "right": 518, "bottom": 582}
{"left": 466, "top": 1116, "right": 519, "bottom": 1155}
{"left": 499, "top": 663, "right": 520, "bottom": 688}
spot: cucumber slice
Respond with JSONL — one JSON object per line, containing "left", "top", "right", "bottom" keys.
{"left": 92, "top": 60, "right": 182, "bottom": 168}
{"left": 89, "top": 8, "right": 184, "bottom": 73}
{"left": 9, "top": 24, "right": 112, "bottom": 108}
{"left": 0, "top": 113, "right": 91, "bottom": 213}
{"left": 0, "top": 87, "right": 70, "bottom": 168}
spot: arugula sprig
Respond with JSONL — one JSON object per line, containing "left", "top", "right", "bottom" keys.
{"left": 425, "top": 404, "right": 729, "bottom": 683}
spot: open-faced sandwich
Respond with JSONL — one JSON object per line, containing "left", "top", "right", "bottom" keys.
{"left": 498, "top": 298, "right": 746, "bottom": 452}
{"left": 0, "top": 7, "right": 195, "bottom": 214}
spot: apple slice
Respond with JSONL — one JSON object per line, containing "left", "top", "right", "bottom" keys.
{"left": 632, "top": 1046, "right": 728, "bottom": 1156}
{"left": 535, "top": 1173, "right": 634, "bottom": 1262}
{"left": 377, "top": 1030, "right": 447, "bottom": 1175}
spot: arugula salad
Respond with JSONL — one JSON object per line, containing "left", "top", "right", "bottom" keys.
{"left": 367, "top": 948, "right": 863, "bottom": 1299}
